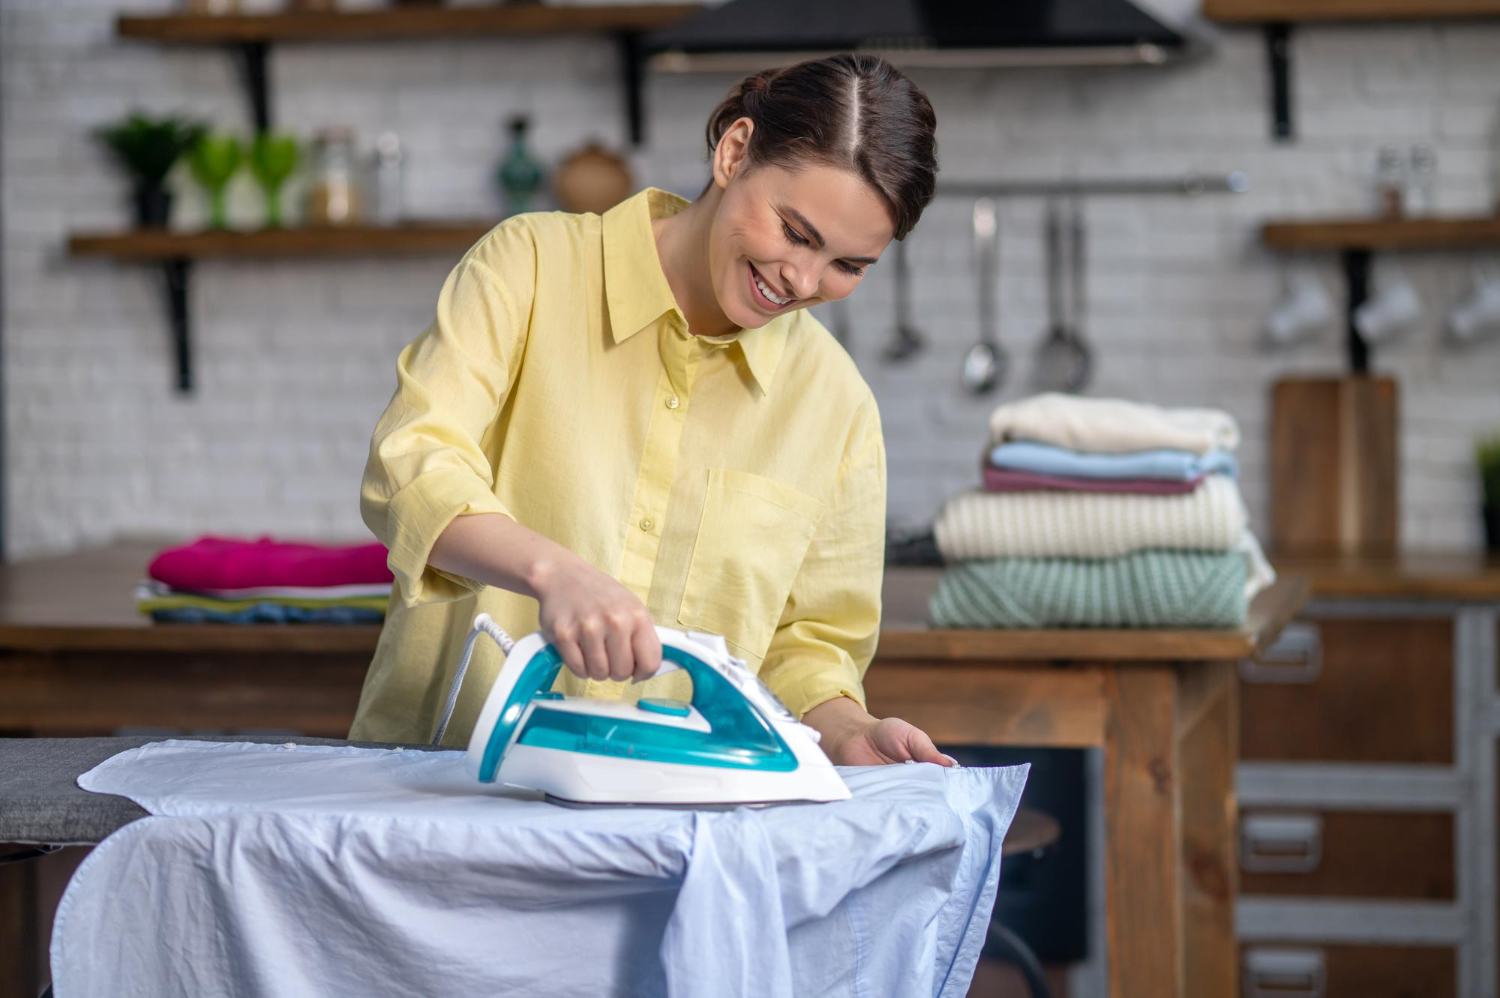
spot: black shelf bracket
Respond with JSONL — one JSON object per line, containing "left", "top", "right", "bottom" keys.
{"left": 617, "top": 32, "right": 646, "bottom": 147}
{"left": 160, "top": 258, "right": 194, "bottom": 394}
{"left": 1265, "top": 22, "right": 1293, "bottom": 142}
{"left": 1342, "top": 248, "right": 1373, "bottom": 374}
{"left": 233, "top": 41, "right": 272, "bottom": 133}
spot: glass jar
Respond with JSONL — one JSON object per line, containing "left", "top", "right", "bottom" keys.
{"left": 305, "top": 128, "right": 361, "bottom": 227}
{"left": 370, "top": 131, "right": 405, "bottom": 226}
{"left": 1374, "top": 145, "right": 1405, "bottom": 219}
{"left": 1407, "top": 144, "right": 1437, "bottom": 216}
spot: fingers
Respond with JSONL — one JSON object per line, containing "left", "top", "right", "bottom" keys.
{"left": 545, "top": 610, "right": 659, "bottom": 683}
{"left": 551, "top": 632, "right": 588, "bottom": 680}
{"left": 906, "top": 726, "right": 955, "bottom": 766}
{"left": 631, "top": 619, "right": 663, "bottom": 682}
{"left": 605, "top": 614, "right": 636, "bottom": 683}
{"left": 577, "top": 618, "right": 611, "bottom": 681}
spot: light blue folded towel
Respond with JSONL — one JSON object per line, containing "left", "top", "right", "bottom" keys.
{"left": 988, "top": 441, "right": 1238, "bottom": 482}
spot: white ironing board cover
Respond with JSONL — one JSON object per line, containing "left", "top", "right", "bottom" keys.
{"left": 56, "top": 739, "right": 1027, "bottom": 998}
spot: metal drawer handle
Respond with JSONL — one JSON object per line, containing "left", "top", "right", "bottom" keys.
{"left": 1240, "top": 622, "right": 1322, "bottom": 684}
{"left": 1244, "top": 947, "right": 1326, "bottom": 998}
{"left": 1241, "top": 813, "right": 1323, "bottom": 873}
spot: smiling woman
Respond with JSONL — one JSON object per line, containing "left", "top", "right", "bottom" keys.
{"left": 352, "top": 54, "right": 947, "bottom": 769}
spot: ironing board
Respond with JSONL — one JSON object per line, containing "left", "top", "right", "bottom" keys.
{"left": 0, "top": 736, "right": 437, "bottom": 845}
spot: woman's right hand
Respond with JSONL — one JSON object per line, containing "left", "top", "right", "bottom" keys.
{"left": 428, "top": 512, "right": 663, "bottom": 683}
{"left": 530, "top": 557, "right": 663, "bottom": 683}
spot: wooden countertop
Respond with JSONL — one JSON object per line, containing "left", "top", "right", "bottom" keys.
{"left": 0, "top": 543, "right": 1307, "bottom": 663}
{"left": 1269, "top": 550, "right": 1500, "bottom": 601}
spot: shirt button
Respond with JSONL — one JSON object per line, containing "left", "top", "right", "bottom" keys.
{"left": 665, "top": 396, "right": 680, "bottom": 410}
{"left": 640, "top": 517, "right": 654, "bottom": 532}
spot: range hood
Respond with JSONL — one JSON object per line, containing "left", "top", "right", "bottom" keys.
{"left": 647, "top": 0, "right": 1195, "bottom": 72}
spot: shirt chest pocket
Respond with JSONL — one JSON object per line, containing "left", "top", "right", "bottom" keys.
{"left": 677, "top": 468, "right": 825, "bottom": 658}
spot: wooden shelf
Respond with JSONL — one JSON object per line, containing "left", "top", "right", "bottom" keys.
{"left": 1262, "top": 215, "right": 1500, "bottom": 251}
{"left": 1205, "top": 0, "right": 1500, "bottom": 22}
{"left": 68, "top": 222, "right": 496, "bottom": 262}
{"left": 117, "top": 4, "right": 698, "bottom": 43}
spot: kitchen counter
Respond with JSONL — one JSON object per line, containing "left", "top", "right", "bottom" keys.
{"left": 1267, "top": 549, "right": 1500, "bottom": 601}
{"left": 0, "top": 542, "right": 1306, "bottom": 661}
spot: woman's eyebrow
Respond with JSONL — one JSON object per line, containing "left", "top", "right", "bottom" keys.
{"left": 779, "top": 204, "right": 880, "bottom": 266}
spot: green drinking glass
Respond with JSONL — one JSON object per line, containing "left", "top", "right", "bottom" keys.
{"left": 249, "top": 133, "right": 300, "bottom": 229}
{"left": 188, "top": 133, "right": 244, "bottom": 230}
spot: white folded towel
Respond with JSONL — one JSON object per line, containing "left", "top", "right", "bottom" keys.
{"left": 987, "top": 393, "right": 1240, "bottom": 456}
{"left": 935, "top": 474, "right": 1247, "bottom": 560}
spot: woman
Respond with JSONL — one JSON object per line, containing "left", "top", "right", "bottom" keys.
{"left": 351, "top": 54, "right": 950, "bottom": 768}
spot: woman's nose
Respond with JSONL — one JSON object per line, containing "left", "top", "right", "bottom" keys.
{"left": 780, "top": 266, "right": 819, "bottom": 301}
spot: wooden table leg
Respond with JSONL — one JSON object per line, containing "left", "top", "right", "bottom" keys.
{"left": 1177, "top": 661, "right": 1238, "bottom": 998}
{"left": 1103, "top": 664, "right": 1184, "bottom": 997}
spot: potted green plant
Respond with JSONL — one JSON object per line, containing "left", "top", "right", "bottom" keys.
{"left": 1480, "top": 432, "right": 1500, "bottom": 552}
{"left": 188, "top": 133, "right": 244, "bottom": 230}
{"left": 94, "top": 113, "right": 207, "bottom": 229}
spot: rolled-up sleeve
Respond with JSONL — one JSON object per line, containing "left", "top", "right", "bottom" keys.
{"left": 757, "top": 401, "right": 886, "bottom": 719}
{"left": 360, "top": 221, "right": 535, "bottom": 606}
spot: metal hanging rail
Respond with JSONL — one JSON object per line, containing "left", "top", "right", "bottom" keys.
{"left": 940, "top": 170, "right": 1249, "bottom": 199}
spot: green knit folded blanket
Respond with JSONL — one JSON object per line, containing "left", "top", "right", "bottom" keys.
{"left": 928, "top": 549, "right": 1248, "bottom": 630}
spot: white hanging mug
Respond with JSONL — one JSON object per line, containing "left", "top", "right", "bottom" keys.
{"left": 1265, "top": 272, "right": 1335, "bottom": 346}
{"left": 1449, "top": 266, "right": 1500, "bottom": 343}
{"left": 1353, "top": 269, "right": 1423, "bottom": 344}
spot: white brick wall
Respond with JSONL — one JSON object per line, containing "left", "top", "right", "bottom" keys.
{"left": 4, "top": 1, "right": 1499, "bottom": 558}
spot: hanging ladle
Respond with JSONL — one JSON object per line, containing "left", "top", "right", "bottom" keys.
{"left": 884, "top": 237, "right": 924, "bottom": 362}
{"left": 961, "top": 197, "right": 1006, "bottom": 394}
{"left": 1032, "top": 197, "right": 1093, "bottom": 393}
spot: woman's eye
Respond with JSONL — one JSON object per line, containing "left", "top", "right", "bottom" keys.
{"left": 781, "top": 221, "right": 808, "bottom": 246}
{"left": 836, "top": 261, "right": 865, "bottom": 278}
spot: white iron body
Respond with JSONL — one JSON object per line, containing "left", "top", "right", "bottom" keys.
{"left": 463, "top": 625, "right": 851, "bottom": 807}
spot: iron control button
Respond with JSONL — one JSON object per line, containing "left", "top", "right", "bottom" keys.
{"left": 637, "top": 697, "right": 691, "bottom": 718}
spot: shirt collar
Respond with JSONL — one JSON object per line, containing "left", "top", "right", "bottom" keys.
{"left": 601, "top": 187, "right": 788, "bottom": 396}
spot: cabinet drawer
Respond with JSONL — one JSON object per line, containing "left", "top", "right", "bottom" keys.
{"left": 1241, "top": 944, "right": 1455, "bottom": 998}
{"left": 1239, "top": 617, "right": 1453, "bottom": 764}
{"left": 1239, "top": 810, "right": 1453, "bottom": 901}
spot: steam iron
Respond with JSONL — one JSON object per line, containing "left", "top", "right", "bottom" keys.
{"left": 434, "top": 614, "right": 851, "bottom": 807}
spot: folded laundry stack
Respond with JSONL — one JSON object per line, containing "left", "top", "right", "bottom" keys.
{"left": 137, "top": 536, "right": 394, "bottom": 624}
{"left": 929, "top": 393, "right": 1274, "bottom": 630}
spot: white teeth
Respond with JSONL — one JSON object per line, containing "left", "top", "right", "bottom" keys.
{"left": 753, "top": 269, "right": 792, "bottom": 306}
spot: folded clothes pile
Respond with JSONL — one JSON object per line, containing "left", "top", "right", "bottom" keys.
{"left": 929, "top": 393, "right": 1274, "bottom": 630}
{"left": 138, "top": 537, "right": 393, "bottom": 624}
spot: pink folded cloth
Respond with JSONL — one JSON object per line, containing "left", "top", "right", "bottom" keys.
{"left": 149, "top": 536, "right": 393, "bottom": 592}
{"left": 981, "top": 466, "right": 1205, "bottom": 496}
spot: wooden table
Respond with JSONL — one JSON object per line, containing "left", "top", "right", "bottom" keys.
{"left": 872, "top": 567, "right": 1308, "bottom": 998}
{"left": 0, "top": 544, "right": 1309, "bottom": 998}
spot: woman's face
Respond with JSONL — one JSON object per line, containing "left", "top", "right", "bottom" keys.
{"left": 708, "top": 119, "right": 896, "bottom": 330}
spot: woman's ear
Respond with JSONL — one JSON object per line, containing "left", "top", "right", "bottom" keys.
{"left": 711, "top": 117, "right": 754, "bottom": 190}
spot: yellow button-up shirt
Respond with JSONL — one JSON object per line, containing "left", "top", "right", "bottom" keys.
{"left": 350, "top": 188, "right": 887, "bottom": 747}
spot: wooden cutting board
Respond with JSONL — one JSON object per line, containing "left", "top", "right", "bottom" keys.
{"left": 1271, "top": 375, "right": 1399, "bottom": 555}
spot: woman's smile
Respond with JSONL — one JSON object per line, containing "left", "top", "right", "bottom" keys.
{"left": 748, "top": 261, "right": 797, "bottom": 312}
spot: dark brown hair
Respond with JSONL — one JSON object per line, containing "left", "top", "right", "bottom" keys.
{"left": 705, "top": 54, "right": 938, "bottom": 240}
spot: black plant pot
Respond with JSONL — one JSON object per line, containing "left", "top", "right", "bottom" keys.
{"left": 132, "top": 185, "right": 174, "bottom": 229}
{"left": 1485, "top": 504, "right": 1500, "bottom": 553}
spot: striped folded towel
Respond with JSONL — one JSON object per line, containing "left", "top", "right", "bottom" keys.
{"left": 935, "top": 474, "right": 1247, "bottom": 560}
{"left": 928, "top": 550, "right": 1249, "bottom": 630}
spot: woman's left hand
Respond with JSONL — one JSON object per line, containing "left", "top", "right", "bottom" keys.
{"left": 801, "top": 696, "right": 955, "bottom": 767}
